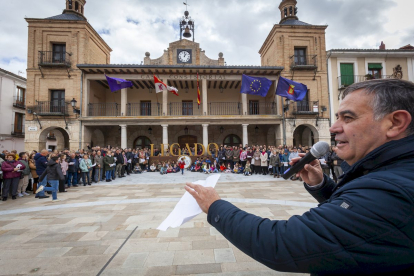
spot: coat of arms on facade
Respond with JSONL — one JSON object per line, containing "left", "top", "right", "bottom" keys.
{"left": 393, "top": 65, "right": 403, "bottom": 79}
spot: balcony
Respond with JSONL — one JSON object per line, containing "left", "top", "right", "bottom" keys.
{"left": 11, "top": 124, "right": 25, "bottom": 137}
{"left": 169, "top": 102, "right": 202, "bottom": 116}
{"left": 248, "top": 102, "right": 277, "bottom": 115}
{"left": 338, "top": 75, "right": 393, "bottom": 89}
{"left": 209, "top": 102, "right": 241, "bottom": 115}
{"left": 88, "top": 103, "right": 121, "bottom": 117}
{"left": 292, "top": 101, "right": 319, "bottom": 115}
{"left": 13, "top": 96, "right": 25, "bottom": 109}
{"left": 34, "top": 101, "right": 70, "bottom": 116}
{"left": 38, "top": 51, "right": 71, "bottom": 67}
{"left": 290, "top": 55, "right": 317, "bottom": 70}
{"left": 127, "top": 103, "right": 162, "bottom": 116}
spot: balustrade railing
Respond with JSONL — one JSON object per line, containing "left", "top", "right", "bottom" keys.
{"left": 13, "top": 96, "right": 25, "bottom": 109}
{"left": 88, "top": 103, "right": 120, "bottom": 116}
{"left": 35, "top": 101, "right": 69, "bottom": 115}
{"left": 38, "top": 51, "right": 71, "bottom": 67}
{"left": 292, "top": 100, "right": 319, "bottom": 114}
{"left": 209, "top": 102, "right": 241, "bottom": 115}
{"left": 338, "top": 75, "right": 393, "bottom": 89}
{"left": 127, "top": 103, "right": 162, "bottom": 116}
{"left": 169, "top": 102, "right": 202, "bottom": 116}
{"left": 248, "top": 102, "right": 277, "bottom": 115}
{"left": 290, "top": 55, "right": 317, "bottom": 68}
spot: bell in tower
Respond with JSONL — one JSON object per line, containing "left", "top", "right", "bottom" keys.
{"left": 179, "top": 10, "right": 195, "bottom": 42}
{"left": 66, "top": 0, "right": 86, "bottom": 16}
{"left": 278, "top": 0, "right": 299, "bottom": 24}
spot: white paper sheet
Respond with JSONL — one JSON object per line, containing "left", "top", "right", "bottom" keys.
{"left": 157, "top": 174, "right": 221, "bottom": 231}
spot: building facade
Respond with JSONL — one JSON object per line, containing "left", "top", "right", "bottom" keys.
{"left": 327, "top": 44, "right": 414, "bottom": 124}
{"left": 259, "top": 0, "right": 331, "bottom": 146}
{"left": 24, "top": 0, "right": 331, "bottom": 152}
{"left": 0, "top": 68, "right": 27, "bottom": 152}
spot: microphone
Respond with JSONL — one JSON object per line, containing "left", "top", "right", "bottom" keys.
{"left": 282, "top": 141, "right": 330, "bottom": 180}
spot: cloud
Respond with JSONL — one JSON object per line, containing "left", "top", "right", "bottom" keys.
{"left": 0, "top": 0, "right": 411, "bottom": 76}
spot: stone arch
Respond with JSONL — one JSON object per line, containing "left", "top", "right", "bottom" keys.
{"left": 292, "top": 124, "right": 319, "bottom": 147}
{"left": 172, "top": 129, "right": 202, "bottom": 144}
{"left": 216, "top": 127, "right": 242, "bottom": 147}
{"left": 91, "top": 129, "right": 105, "bottom": 147}
{"left": 133, "top": 136, "right": 152, "bottom": 149}
{"left": 128, "top": 129, "right": 158, "bottom": 149}
{"left": 38, "top": 127, "right": 70, "bottom": 151}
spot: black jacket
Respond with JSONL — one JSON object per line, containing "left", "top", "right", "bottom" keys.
{"left": 114, "top": 153, "right": 123, "bottom": 165}
{"left": 66, "top": 157, "right": 79, "bottom": 173}
{"left": 39, "top": 159, "right": 65, "bottom": 181}
{"left": 208, "top": 135, "right": 414, "bottom": 275}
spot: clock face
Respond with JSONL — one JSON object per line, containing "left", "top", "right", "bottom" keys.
{"left": 178, "top": 50, "right": 191, "bottom": 63}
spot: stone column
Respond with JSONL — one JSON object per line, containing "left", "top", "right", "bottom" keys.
{"left": 161, "top": 124, "right": 168, "bottom": 150}
{"left": 120, "top": 124, "right": 127, "bottom": 148}
{"left": 242, "top": 124, "right": 249, "bottom": 146}
{"left": 242, "top": 93, "right": 248, "bottom": 115}
{"left": 202, "top": 79, "right": 208, "bottom": 115}
{"left": 121, "top": 88, "right": 127, "bottom": 116}
{"left": 162, "top": 79, "right": 168, "bottom": 116}
{"left": 202, "top": 124, "right": 209, "bottom": 151}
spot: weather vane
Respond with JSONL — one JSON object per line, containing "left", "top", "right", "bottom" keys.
{"left": 183, "top": 0, "right": 190, "bottom": 11}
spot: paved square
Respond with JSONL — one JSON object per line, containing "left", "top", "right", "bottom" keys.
{"left": 0, "top": 173, "right": 315, "bottom": 275}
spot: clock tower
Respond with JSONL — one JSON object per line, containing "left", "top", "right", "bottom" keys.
{"left": 143, "top": 10, "right": 224, "bottom": 66}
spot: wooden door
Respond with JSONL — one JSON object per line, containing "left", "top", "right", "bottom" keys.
{"left": 178, "top": 135, "right": 197, "bottom": 149}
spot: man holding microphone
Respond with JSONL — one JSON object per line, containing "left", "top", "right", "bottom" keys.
{"left": 186, "top": 79, "right": 414, "bottom": 275}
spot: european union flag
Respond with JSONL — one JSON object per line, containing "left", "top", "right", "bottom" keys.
{"left": 275, "top": 76, "right": 308, "bottom": 102}
{"left": 105, "top": 75, "right": 133, "bottom": 93}
{"left": 240, "top": 74, "right": 273, "bottom": 97}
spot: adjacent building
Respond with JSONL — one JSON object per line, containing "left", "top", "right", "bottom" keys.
{"left": 24, "top": 0, "right": 333, "bottom": 152}
{"left": 259, "top": 0, "right": 331, "bottom": 146}
{"left": 327, "top": 43, "right": 414, "bottom": 124}
{"left": 0, "top": 68, "right": 27, "bottom": 152}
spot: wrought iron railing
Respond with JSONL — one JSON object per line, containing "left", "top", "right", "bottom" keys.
{"left": 169, "top": 102, "right": 202, "bottom": 116}
{"left": 38, "top": 51, "right": 71, "bottom": 67}
{"left": 11, "top": 124, "right": 25, "bottom": 136}
{"left": 127, "top": 103, "right": 162, "bottom": 116}
{"left": 209, "top": 102, "right": 241, "bottom": 115}
{"left": 13, "top": 96, "right": 25, "bottom": 109}
{"left": 248, "top": 102, "right": 277, "bottom": 115}
{"left": 88, "top": 103, "right": 120, "bottom": 116}
{"left": 338, "top": 75, "right": 393, "bottom": 89}
{"left": 292, "top": 100, "right": 319, "bottom": 114}
{"left": 34, "top": 101, "right": 70, "bottom": 115}
{"left": 290, "top": 55, "right": 317, "bottom": 68}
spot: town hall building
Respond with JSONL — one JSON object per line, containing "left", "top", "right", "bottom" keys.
{"left": 24, "top": 0, "right": 331, "bottom": 151}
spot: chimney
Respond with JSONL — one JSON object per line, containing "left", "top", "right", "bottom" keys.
{"left": 379, "top": 41, "right": 386, "bottom": 50}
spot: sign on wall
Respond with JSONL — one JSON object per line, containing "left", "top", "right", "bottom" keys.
{"left": 28, "top": 126, "right": 38, "bottom": 131}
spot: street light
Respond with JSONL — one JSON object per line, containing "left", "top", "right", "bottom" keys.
{"left": 148, "top": 127, "right": 152, "bottom": 135}
{"left": 70, "top": 98, "right": 77, "bottom": 107}
{"left": 184, "top": 126, "right": 189, "bottom": 135}
{"left": 220, "top": 126, "right": 224, "bottom": 133}
{"left": 255, "top": 125, "right": 259, "bottom": 134}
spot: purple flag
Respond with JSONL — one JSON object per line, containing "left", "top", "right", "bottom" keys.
{"left": 105, "top": 75, "right": 133, "bottom": 92}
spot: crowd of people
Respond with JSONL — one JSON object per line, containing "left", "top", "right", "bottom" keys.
{"left": 0, "top": 143, "right": 343, "bottom": 202}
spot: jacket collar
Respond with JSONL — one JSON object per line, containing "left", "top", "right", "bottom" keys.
{"left": 339, "top": 135, "right": 414, "bottom": 186}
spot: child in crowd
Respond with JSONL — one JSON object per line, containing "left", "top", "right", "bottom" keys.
{"left": 149, "top": 163, "right": 156, "bottom": 172}
{"left": 233, "top": 163, "right": 239, "bottom": 174}
{"left": 178, "top": 157, "right": 185, "bottom": 175}
{"left": 167, "top": 164, "right": 174, "bottom": 174}
{"left": 220, "top": 163, "right": 226, "bottom": 172}
{"left": 225, "top": 164, "right": 232, "bottom": 173}
{"left": 210, "top": 161, "right": 218, "bottom": 173}
{"left": 173, "top": 164, "right": 180, "bottom": 173}
{"left": 203, "top": 162, "right": 210, "bottom": 174}
{"left": 133, "top": 165, "right": 142, "bottom": 174}
{"left": 160, "top": 162, "right": 167, "bottom": 175}
{"left": 244, "top": 160, "right": 252, "bottom": 176}
{"left": 156, "top": 162, "right": 162, "bottom": 172}
{"left": 194, "top": 162, "right": 201, "bottom": 172}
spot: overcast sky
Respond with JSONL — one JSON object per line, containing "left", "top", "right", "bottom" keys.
{"left": 0, "top": 0, "right": 412, "bottom": 77}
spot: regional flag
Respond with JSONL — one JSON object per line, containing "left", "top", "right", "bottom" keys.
{"left": 240, "top": 74, "right": 272, "bottom": 97}
{"left": 197, "top": 73, "right": 201, "bottom": 106}
{"left": 275, "top": 76, "right": 308, "bottom": 102}
{"left": 105, "top": 75, "right": 133, "bottom": 93}
{"left": 153, "top": 75, "right": 179, "bottom": 96}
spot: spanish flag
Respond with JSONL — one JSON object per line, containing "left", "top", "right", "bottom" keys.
{"left": 197, "top": 73, "right": 201, "bottom": 106}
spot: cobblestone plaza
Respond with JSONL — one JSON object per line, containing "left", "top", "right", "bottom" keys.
{"left": 0, "top": 174, "right": 314, "bottom": 275}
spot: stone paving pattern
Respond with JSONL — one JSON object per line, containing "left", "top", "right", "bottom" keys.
{"left": 0, "top": 173, "right": 314, "bottom": 275}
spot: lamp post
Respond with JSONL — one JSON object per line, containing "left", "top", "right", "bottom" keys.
{"left": 282, "top": 99, "right": 290, "bottom": 146}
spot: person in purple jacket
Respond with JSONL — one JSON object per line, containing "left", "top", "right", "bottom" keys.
{"left": 1, "top": 154, "right": 25, "bottom": 201}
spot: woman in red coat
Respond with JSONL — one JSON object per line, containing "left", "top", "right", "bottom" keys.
{"left": 1, "top": 154, "right": 25, "bottom": 201}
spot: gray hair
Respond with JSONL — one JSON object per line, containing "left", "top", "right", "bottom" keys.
{"left": 342, "top": 79, "right": 414, "bottom": 135}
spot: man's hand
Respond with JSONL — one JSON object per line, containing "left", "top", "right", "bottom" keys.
{"left": 185, "top": 183, "right": 221, "bottom": 214}
{"left": 289, "top": 153, "right": 324, "bottom": 186}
